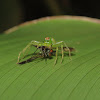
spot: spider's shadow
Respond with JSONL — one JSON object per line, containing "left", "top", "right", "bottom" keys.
{"left": 18, "top": 53, "right": 53, "bottom": 65}
{"left": 18, "top": 52, "right": 75, "bottom": 65}
{"left": 64, "top": 53, "right": 75, "bottom": 56}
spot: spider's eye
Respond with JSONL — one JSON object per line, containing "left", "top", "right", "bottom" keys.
{"left": 45, "top": 37, "right": 50, "bottom": 41}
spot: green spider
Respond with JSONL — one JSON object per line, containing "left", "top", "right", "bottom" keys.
{"left": 17, "top": 37, "right": 74, "bottom": 65}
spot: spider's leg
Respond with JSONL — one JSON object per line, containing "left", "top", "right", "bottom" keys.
{"left": 63, "top": 42, "right": 71, "bottom": 60}
{"left": 17, "top": 43, "right": 32, "bottom": 64}
{"left": 44, "top": 48, "right": 48, "bottom": 63}
{"left": 23, "top": 46, "right": 31, "bottom": 58}
{"left": 54, "top": 47, "right": 58, "bottom": 65}
{"left": 32, "top": 48, "right": 38, "bottom": 56}
{"left": 61, "top": 44, "right": 64, "bottom": 63}
{"left": 17, "top": 51, "right": 22, "bottom": 63}
{"left": 44, "top": 48, "right": 47, "bottom": 57}
{"left": 17, "top": 40, "right": 42, "bottom": 64}
{"left": 40, "top": 46, "right": 44, "bottom": 57}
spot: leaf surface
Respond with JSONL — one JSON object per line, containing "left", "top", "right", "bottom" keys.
{"left": 0, "top": 16, "right": 100, "bottom": 100}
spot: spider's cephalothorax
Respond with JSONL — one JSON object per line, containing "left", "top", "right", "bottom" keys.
{"left": 17, "top": 37, "right": 74, "bottom": 65}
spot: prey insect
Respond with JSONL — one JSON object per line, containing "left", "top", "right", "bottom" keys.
{"left": 17, "top": 37, "right": 74, "bottom": 65}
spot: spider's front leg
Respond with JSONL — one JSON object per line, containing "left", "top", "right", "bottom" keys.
{"left": 17, "top": 40, "right": 42, "bottom": 64}
{"left": 54, "top": 47, "right": 58, "bottom": 65}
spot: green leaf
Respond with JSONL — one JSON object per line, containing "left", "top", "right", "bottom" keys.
{"left": 0, "top": 16, "right": 100, "bottom": 100}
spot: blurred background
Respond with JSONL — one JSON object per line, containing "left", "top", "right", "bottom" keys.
{"left": 0, "top": 0, "right": 100, "bottom": 33}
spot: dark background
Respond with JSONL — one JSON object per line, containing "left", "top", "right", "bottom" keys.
{"left": 0, "top": 0, "right": 100, "bottom": 33}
